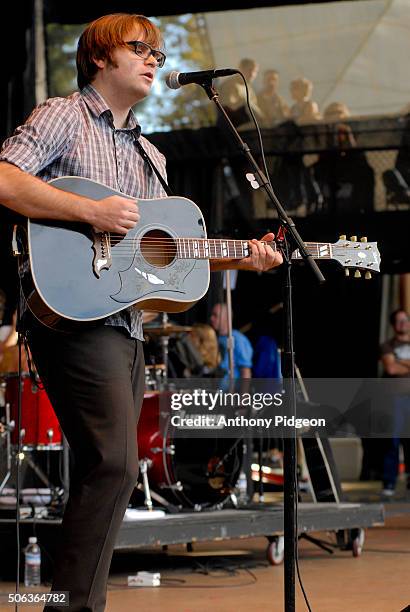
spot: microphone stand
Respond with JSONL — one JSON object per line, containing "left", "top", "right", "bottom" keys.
{"left": 199, "top": 79, "right": 325, "bottom": 612}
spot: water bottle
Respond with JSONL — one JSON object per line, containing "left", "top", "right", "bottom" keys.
{"left": 24, "top": 536, "right": 41, "bottom": 586}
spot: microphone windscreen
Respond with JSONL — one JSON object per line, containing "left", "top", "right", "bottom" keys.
{"left": 165, "top": 71, "right": 180, "bottom": 90}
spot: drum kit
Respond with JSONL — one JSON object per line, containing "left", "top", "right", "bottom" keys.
{"left": 0, "top": 371, "right": 64, "bottom": 506}
{"left": 0, "top": 315, "right": 242, "bottom": 513}
{"left": 140, "top": 314, "right": 242, "bottom": 511}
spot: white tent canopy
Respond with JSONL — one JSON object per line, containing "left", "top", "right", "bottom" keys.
{"left": 205, "top": 0, "right": 410, "bottom": 117}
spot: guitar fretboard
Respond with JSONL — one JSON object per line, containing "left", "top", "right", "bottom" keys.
{"left": 176, "top": 238, "right": 252, "bottom": 259}
{"left": 175, "top": 238, "right": 333, "bottom": 260}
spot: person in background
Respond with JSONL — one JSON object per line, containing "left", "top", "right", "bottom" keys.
{"left": 210, "top": 302, "right": 253, "bottom": 379}
{"left": 380, "top": 309, "right": 410, "bottom": 498}
{"left": 289, "top": 77, "right": 321, "bottom": 124}
{"left": 311, "top": 101, "right": 375, "bottom": 214}
{"left": 218, "top": 58, "right": 264, "bottom": 129}
{"left": 322, "top": 101, "right": 350, "bottom": 122}
{"left": 257, "top": 69, "right": 290, "bottom": 127}
{"left": 0, "top": 312, "right": 29, "bottom": 372}
{"left": 189, "top": 323, "right": 223, "bottom": 377}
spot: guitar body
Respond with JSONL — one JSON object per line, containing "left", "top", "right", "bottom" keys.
{"left": 23, "top": 177, "right": 210, "bottom": 330}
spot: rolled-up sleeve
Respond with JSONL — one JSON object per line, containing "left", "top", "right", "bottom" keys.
{"left": 0, "top": 97, "right": 78, "bottom": 175}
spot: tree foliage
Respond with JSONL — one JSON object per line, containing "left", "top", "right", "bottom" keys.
{"left": 46, "top": 14, "right": 216, "bottom": 133}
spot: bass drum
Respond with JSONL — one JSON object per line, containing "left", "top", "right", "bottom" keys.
{"left": 137, "top": 393, "right": 242, "bottom": 510}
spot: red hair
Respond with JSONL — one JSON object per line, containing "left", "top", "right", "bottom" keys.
{"left": 76, "top": 13, "right": 163, "bottom": 90}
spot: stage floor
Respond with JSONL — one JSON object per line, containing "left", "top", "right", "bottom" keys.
{"left": 1, "top": 482, "right": 409, "bottom": 611}
{"left": 0, "top": 509, "right": 409, "bottom": 611}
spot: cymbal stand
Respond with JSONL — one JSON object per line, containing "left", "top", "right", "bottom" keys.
{"left": 159, "top": 313, "right": 169, "bottom": 384}
{"left": 0, "top": 401, "right": 13, "bottom": 494}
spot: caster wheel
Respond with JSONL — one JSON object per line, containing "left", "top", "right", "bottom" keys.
{"left": 267, "top": 536, "right": 284, "bottom": 565}
{"left": 352, "top": 529, "right": 365, "bottom": 557}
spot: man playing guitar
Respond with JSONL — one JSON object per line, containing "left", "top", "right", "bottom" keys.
{"left": 0, "top": 13, "right": 281, "bottom": 611}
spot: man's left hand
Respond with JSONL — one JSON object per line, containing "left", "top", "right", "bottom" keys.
{"left": 236, "top": 233, "right": 283, "bottom": 272}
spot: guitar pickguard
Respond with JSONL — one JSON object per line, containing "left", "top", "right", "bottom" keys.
{"left": 111, "top": 254, "right": 195, "bottom": 303}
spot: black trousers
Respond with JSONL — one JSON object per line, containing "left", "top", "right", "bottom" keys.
{"left": 26, "top": 319, "right": 145, "bottom": 612}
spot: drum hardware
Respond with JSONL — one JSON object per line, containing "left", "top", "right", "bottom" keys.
{"left": 144, "top": 364, "right": 167, "bottom": 392}
{"left": 0, "top": 418, "right": 15, "bottom": 437}
{"left": 158, "top": 481, "right": 183, "bottom": 492}
{"left": 17, "top": 450, "right": 57, "bottom": 490}
{"left": 0, "top": 379, "right": 6, "bottom": 407}
{"left": 229, "top": 491, "right": 239, "bottom": 508}
{"left": 139, "top": 458, "right": 153, "bottom": 511}
{"left": 137, "top": 393, "right": 242, "bottom": 509}
{"left": 143, "top": 313, "right": 193, "bottom": 388}
{"left": 0, "top": 373, "right": 65, "bottom": 505}
{"left": 0, "top": 444, "right": 63, "bottom": 504}
{"left": 134, "top": 482, "right": 179, "bottom": 512}
{"left": 0, "top": 402, "right": 13, "bottom": 495}
{"left": 143, "top": 317, "right": 193, "bottom": 338}
{"left": 149, "top": 445, "right": 175, "bottom": 455}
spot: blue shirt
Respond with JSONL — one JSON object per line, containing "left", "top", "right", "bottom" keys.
{"left": 218, "top": 330, "right": 253, "bottom": 379}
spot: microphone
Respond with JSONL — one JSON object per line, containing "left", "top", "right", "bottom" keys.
{"left": 165, "top": 69, "right": 238, "bottom": 90}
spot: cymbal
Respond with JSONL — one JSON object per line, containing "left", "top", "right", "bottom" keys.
{"left": 144, "top": 323, "right": 192, "bottom": 336}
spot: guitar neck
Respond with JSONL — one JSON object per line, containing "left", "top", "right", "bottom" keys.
{"left": 175, "top": 238, "right": 333, "bottom": 261}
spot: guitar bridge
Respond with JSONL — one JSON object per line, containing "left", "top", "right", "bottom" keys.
{"left": 92, "top": 230, "right": 112, "bottom": 278}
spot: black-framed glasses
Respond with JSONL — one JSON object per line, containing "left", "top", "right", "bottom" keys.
{"left": 125, "top": 40, "right": 166, "bottom": 68}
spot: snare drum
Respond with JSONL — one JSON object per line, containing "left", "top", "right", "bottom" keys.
{"left": 4, "top": 374, "right": 62, "bottom": 449}
{"left": 137, "top": 392, "right": 242, "bottom": 510}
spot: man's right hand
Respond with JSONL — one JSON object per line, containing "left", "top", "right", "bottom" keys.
{"left": 0, "top": 163, "right": 141, "bottom": 231}
{"left": 89, "top": 195, "right": 140, "bottom": 234}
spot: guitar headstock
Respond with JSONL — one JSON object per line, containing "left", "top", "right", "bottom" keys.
{"left": 332, "top": 235, "right": 381, "bottom": 278}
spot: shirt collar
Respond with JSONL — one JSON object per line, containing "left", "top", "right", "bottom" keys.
{"left": 81, "top": 84, "right": 141, "bottom": 137}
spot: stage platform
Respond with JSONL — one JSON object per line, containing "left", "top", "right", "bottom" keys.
{"left": 115, "top": 502, "right": 384, "bottom": 551}
{"left": 0, "top": 502, "right": 384, "bottom": 561}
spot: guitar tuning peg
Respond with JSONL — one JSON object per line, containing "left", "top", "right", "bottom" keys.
{"left": 339, "top": 234, "right": 346, "bottom": 240}
{"left": 354, "top": 270, "right": 361, "bottom": 278}
{"left": 350, "top": 235, "right": 357, "bottom": 242}
{"left": 360, "top": 236, "right": 367, "bottom": 242}
{"left": 365, "top": 271, "right": 372, "bottom": 280}
{"left": 345, "top": 269, "right": 350, "bottom": 277}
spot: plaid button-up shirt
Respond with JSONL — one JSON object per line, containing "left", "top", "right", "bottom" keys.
{"left": 0, "top": 85, "right": 167, "bottom": 340}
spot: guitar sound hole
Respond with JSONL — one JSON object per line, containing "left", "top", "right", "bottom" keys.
{"left": 140, "top": 229, "right": 176, "bottom": 267}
